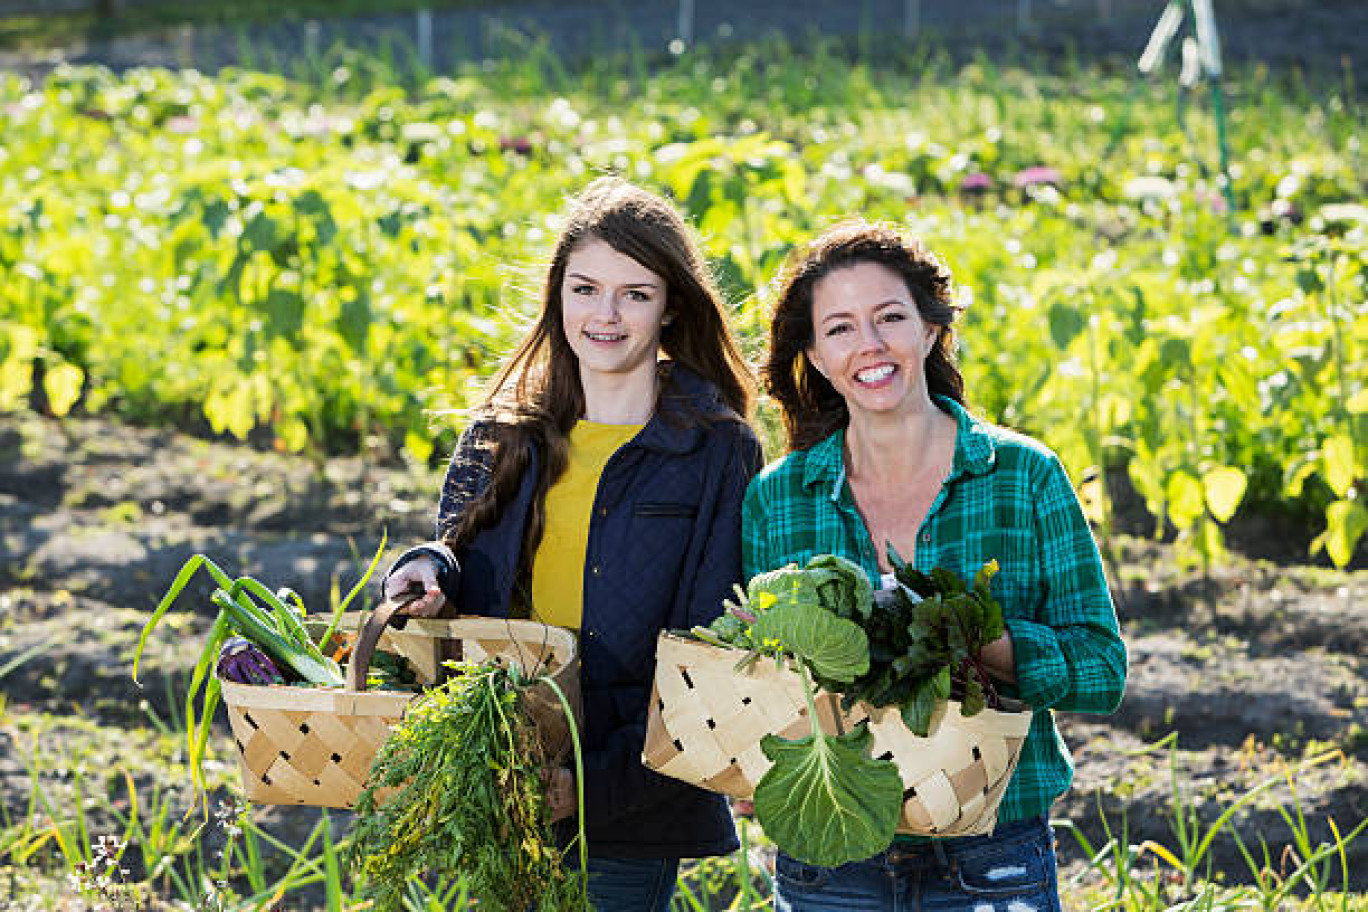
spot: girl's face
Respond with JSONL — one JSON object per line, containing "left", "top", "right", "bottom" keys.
{"left": 805, "top": 261, "right": 938, "bottom": 421}
{"left": 561, "top": 238, "right": 669, "bottom": 383}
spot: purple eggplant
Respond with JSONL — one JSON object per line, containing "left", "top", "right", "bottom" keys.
{"left": 217, "top": 636, "right": 287, "bottom": 686}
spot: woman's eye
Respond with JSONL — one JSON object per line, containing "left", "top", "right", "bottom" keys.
{"left": 571, "top": 284, "right": 595, "bottom": 296}
{"left": 879, "top": 311, "right": 908, "bottom": 323}
{"left": 626, "top": 289, "right": 652, "bottom": 302}
{"left": 825, "top": 323, "right": 852, "bottom": 337}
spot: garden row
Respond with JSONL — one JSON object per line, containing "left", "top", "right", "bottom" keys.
{"left": 0, "top": 42, "right": 1364, "bottom": 566}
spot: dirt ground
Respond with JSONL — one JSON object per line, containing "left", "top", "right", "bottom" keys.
{"left": 1, "top": 409, "right": 1364, "bottom": 902}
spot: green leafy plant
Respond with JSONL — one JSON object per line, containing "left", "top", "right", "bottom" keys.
{"left": 346, "top": 660, "right": 587, "bottom": 912}
{"left": 698, "top": 557, "right": 899, "bottom": 867}
{"left": 695, "top": 554, "right": 1016, "bottom": 865}
{"left": 874, "top": 553, "right": 1007, "bottom": 734}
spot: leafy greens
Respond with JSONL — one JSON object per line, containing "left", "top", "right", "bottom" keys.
{"left": 692, "top": 552, "right": 1010, "bottom": 865}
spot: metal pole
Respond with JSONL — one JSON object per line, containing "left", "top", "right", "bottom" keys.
{"left": 416, "top": 9, "right": 433, "bottom": 70}
{"left": 904, "top": 0, "right": 921, "bottom": 38}
{"left": 677, "top": 0, "right": 695, "bottom": 48}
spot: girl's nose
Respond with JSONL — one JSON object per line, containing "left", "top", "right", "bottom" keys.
{"left": 591, "top": 292, "right": 620, "bottom": 319}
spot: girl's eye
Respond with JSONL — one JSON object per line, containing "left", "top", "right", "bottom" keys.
{"left": 571, "top": 284, "right": 596, "bottom": 296}
{"left": 626, "top": 289, "right": 652, "bottom": 302}
{"left": 825, "top": 323, "right": 852, "bottom": 337}
{"left": 879, "top": 310, "right": 908, "bottom": 323}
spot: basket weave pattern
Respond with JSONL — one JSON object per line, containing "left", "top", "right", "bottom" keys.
{"left": 643, "top": 634, "right": 1031, "bottom": 837}
{"left": 219, "top": 616, "right": 579, "bottom": 808}
{"left": 221, "top": 684, "right": 409, "bottom": 808}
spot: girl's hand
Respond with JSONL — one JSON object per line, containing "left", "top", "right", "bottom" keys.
{"left": 541, "top": 767, "right": 576, "bottom": 822}
{"left": 384, "top": 557, "right": 447, "bottom": 618}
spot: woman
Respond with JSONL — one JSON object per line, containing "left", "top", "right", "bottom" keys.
{"left": 385, "top": 177, "right": 763, "bottom": 910}
{"left": 744, "top": 220, "right": 1126, "bottom": 911}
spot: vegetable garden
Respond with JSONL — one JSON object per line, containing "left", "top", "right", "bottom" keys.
{"left": 0, "top": 18, "right": 1365, "bottom": 912}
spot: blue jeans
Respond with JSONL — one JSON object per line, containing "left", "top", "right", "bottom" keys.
{"left": 580, "top": 855, "right": 679, "bottom": 912}
{"left": 773, "top": 816, "right": 1061, "bottom": 912}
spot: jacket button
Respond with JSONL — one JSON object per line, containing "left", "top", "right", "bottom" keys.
{"left": 922, "top": 533, "right": 931, "bottom": 544}
{"left": 591, "top": 565, "right": 601, "bottom": 575}
{"left": 598, "top": 507, "right": 608, "bottom": 517}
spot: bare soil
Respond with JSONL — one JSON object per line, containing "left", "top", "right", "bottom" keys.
{"left": 0, "top": 410, "right": 1364, "bottom": 903}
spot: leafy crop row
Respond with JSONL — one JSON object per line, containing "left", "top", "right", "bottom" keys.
{"left": 0, "top": 40, "right": 1363, "bottom": 564}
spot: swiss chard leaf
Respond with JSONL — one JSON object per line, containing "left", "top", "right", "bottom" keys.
{"left": 754, "top": 724, "right": 901, "bottom": 868}
{"left": 900, "top": 665, "right": 951, "bottom": 736}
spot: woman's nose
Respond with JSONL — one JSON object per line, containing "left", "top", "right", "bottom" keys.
{"left": 857, "top": 321, "right": 888, "bottom": 352}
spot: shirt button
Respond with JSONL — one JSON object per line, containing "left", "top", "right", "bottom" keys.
{"left": 598, "top": 507, "right": 608, "bottom": 517}
{"left": 922, "top": 533, "right": 931, "bottom": 543}
{"left": 591, "top": 565, "right": 601, "bottom": 575}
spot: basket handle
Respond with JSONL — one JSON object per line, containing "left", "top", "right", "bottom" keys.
{"left": 345, "top": 598, "right": 412, "bottom": 692}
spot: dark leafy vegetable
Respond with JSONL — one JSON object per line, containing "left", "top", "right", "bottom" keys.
{"left": 817, "top": 551, "right": 1005, "bottom": 736}
{"left": 364, "top": 650, "right": 419, "bottom": 693}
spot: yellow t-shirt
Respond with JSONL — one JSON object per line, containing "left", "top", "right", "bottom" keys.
{"left": 530, "top": 420, "right": 643, "bottom": 630}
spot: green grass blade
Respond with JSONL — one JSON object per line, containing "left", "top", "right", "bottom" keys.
{"left": 0, "top": 640, "right": 49, "bottom": 681}
{"left": 323, "top": 529, "right": 387, "bottom": 652}
{"left": 321, "top": 810, "right": 343, "bottom": 912}
{"left": 1190, "top": 749, "right": 1341, "bottom": 873}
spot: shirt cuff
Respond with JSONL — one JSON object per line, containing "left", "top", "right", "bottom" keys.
{"left": 1003, "top": 617, "right": 1069, "bottom": 708}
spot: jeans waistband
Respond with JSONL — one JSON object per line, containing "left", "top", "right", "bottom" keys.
{"left": 881, "top": 815, "right": 1050, "bottom": 867}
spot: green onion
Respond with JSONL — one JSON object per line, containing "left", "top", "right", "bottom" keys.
{"left": 131, "top": 535, "right": 387, "bottom": 806}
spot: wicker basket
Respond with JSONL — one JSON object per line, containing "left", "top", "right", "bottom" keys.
{"left": 218, "top": 614, "right": 579, "bottom": 808}
{"left": 643, "top": 633, "right": 1031, "bottom": 837}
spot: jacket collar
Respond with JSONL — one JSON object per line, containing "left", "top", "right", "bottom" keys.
{"left": 629, "top": 361, "right": 729, "bottom": 456}
{"left": 801, "top": 396, "right": 996, "bottom": 494}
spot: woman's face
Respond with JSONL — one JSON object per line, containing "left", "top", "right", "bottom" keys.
{"left": 805, "top": 261, "right": 938, "bottom": 420}
{"left": 560, "top": 238, "right": 668, "bottom": 383}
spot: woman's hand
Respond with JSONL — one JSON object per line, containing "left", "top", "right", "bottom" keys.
{"left": 541, "top": 767, "right": 576, "bottom": 822}
{"left": 383, "top": 556, "right": 447, "bottom": 618}
{"left": 977, "top": 632, "right": 1016, "bottom": 684}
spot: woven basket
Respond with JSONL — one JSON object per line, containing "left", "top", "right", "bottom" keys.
{"left": 218, "top": 614, "right": 579, "bottom": 808}
{"left": 643, "top": 633, "right": 1031, "bottom": 837}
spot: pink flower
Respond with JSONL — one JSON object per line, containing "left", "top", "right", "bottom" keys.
{"left": 1012, "top": 166, "right": 1062, "bottom": 188}
{"left": 499, "top": 135, "right": 533, "bottom": 156}
{"left": 166, "top": 116, "right": 199, "bottom": 134}
{"left": 960, "top": 172, "right": 994, "bottom": 192}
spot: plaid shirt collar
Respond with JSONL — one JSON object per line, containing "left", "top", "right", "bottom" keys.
{"left": 800, "top": 396, "right": 998, "bottom": 496}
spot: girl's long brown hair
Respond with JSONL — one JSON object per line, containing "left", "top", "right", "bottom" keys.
{"left": 442, "top": 177, "right": 754, "bottom": 607}
{"left": 765, "top": 220, "right": 965, "bottom": 452}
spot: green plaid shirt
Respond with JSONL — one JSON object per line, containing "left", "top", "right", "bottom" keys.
{"left": 742, "top": 396, "right": 1127, "bottom": 828}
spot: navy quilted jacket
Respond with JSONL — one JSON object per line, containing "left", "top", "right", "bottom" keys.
{"left": 395, "top": 363, "right": 763, "bottom": 859}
